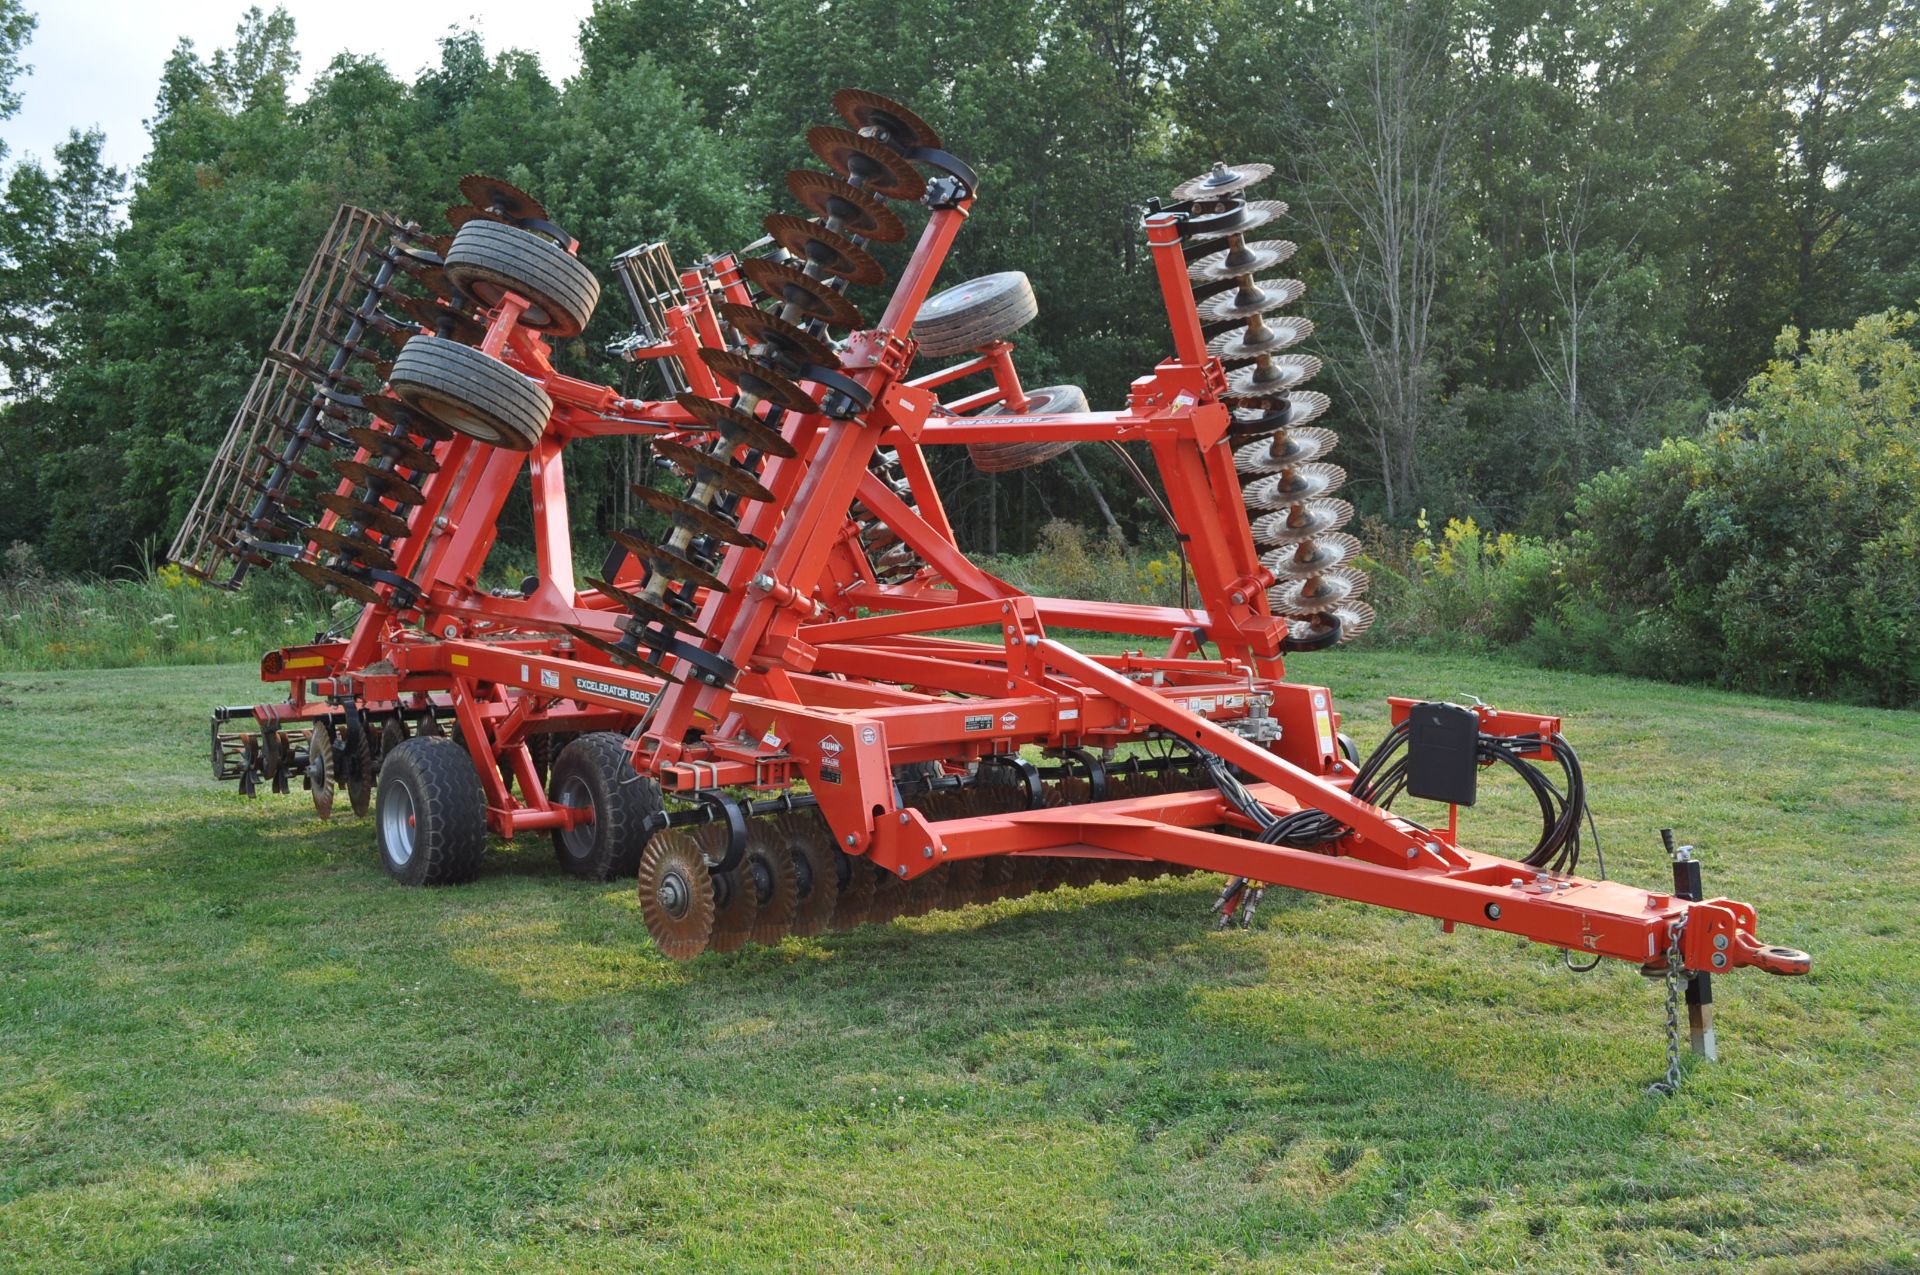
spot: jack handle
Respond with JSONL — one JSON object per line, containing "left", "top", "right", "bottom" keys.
{"left": 1732, "top": 931, "right": 1811, "bottom": 976}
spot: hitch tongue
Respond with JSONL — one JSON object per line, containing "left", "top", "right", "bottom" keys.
{"left": 1732, "top": 931, "right": 1812, "bottom": 976}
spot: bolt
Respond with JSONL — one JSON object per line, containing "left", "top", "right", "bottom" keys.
{"left": 1713, "top": 933, "right": 1729, "bottom": 950}
{"left": 1002, "top": 603, "right": 1010, "bottom": 613}
{"left": 1405, "top": 847, "right": 1418, "bottom": 860}
{"left": 1006, "top": 626, "right": 1016, "bottom": 635}
{"left": 1425, "top": 841, "right": 1441, "bottom": 856}
{"left": 844, "top": 834, "right": 857, "bottom": 847}
{"left": 1231, "top": 591, "right": 1245, "bottom": 604}
{"left": 1485, "top": 903, "right": 1502, "bottom": 920}
{"left": 898, "top": 812, "right": 909, "bottom": 825}
{"left": 897, "top": 865, "right": 908, "bottom": 877}
{"left": 922, "top": 846, "right": 933, "bottom": 859}
{"left": 1712, "top": 952, "right": 1728, "bottom": 969}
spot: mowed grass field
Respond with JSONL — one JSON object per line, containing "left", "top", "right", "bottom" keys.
{"left": 1, "top": 653, "right": 1916, "bottom": 1273}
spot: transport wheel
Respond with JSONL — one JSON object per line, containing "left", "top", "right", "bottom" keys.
{"left": 390, "top": 334, "right": 553, "bottom": 451}
{"left": 442, "top": 220, "right": 601, "bottom": 338}
{"left": 375, "top": 735, "right": 488, "bottom": 886}
{"left": 911, "top": 271, "right": 1039, "bottom": 357}
{"left": 967, "top": 384, "right": 1091, "bottom": 473}
{"left": 548, "top": 732, "right": 663, "bottom": 881}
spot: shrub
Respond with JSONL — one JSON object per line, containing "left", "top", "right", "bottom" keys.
{"left": 1564, "top": 308, "right": 1920, "bottom": 706}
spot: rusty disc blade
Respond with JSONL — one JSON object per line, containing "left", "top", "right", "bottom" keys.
{"left": 698, "top": 348, "right": 822, "bottom": 417}
{"left": 786, "top": 169, "right": 908, "bottom": 243}
{"left": 828, "top": 848, "right": 876, "bottom": 929}
{"left": 1188, "top": 238, "right": 1297, "bottom": 285}
{"left": 675, "top": 393, "right": 798, "bottom": 459}
{"left": 1183, "top": 200, "right": 1289, "bottom": 253}
{"left": 707, "top": 865, "right": 758, "bottom": 954}
{"left": 1198, "top": 277, "right": 1307, "bottom": 325}
{"left": 743, "top": 826, "right": 800, "bottom": 946}
{"left": 652, "top": 439, "right": 775, "bottom": 504}
{"left": 761, "top": 214, "right": 886, "bottom": 287}
{"left": 610, "top": 530, "right": 730, "bottom": 595}
{"left": 1263, "top": 531, "right": 1362, "bottom": 580}
{"left": 737, "top": 257, "right": 865, "bottom": 330}
{"left": 332, "top": 459, "right": 427, "bottom": 506}
{"left": 444, "top": 203, "right": 514, "bottom": 232}
{"left": 560, "top": 623, "right": 683, "bottom": 682}
{"left": 457, "top": 173, "right": 549, "bottom": 223}
{"left": 832, "top": 88, "right": 944, "bottom": 152}
{"left": 713, "top": 301, "right": 842, "bottom": 371}
{"left": 1234, "top": 425, "right": 1338, "bottom": 475}
{"left": 806, "top": 127, "right": 927, "bottom": 200}
{"left": 1229, "top": 391, "right": 1332, "bottom": 438}
{"left": 1251, "top": 498, "right": 1354, "bottom": 548}
{"left": 268, "top": 349, "right": 360, "bottom": 392}
{"left": 1209, "top": 316, "right": 1314, "bottom": 365}
{"left": 582, "top": 575, "right": 701, "bottom": 634}
{"left": 345, "top": 426, "right": 440, "bottom": 474}
{"left": 303, "top": 524, "right": 397, "bottom": 571}
{"left": 362, "top": 392, "right": 455, "bottom": 442}
{"left": 1289, "top": 600, "right": 1375, "bottom": 644}
{"left": 865, "top": 867, "right": 908, "bottom": 925}
{"left": 639, "top": 830, "right": 715, "bottom": 961}
{"left": 1269, "top": 565, "right": 1370, "bottom": 616}
{"left": 389, "top": 294, "right": 487, "bottom": 345}
{"left": 942, "top": 856, "right": 986, "bottom": 907}
{"left": 778, "top": 812, "right": 839, "bottom": 937}
{"left": 1172, "top": 161, "right": 1274, "bottom": 202}
{"left": 313, "top": 491, "right": 410, "bottom": 540}
{"left": 1225, "top": 354, "right": 1322, "bottom": 400}
{"left": 632, "top": 486, "right": 765, "bottom": 549}
{"left": 1243, "top": 462, "right": 1347, "bottom": 511}
{"left": 290, "top": 557, "right": 382, "bottom": 605}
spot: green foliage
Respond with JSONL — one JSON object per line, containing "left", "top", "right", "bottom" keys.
{"left": 981, "top": 519, "right": 1189, "bottom": 610}
{"left": 1556, "top": 309, "right": 1920, "bottom": 705}
{"left": 1362, "top": 514, "right": 1562, "bottom": 650}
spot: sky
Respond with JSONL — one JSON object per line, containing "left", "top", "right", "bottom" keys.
{"left": 0, "top": 0, "right": 594, "bottom": 176}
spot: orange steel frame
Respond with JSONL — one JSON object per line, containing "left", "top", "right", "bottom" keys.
{"left": 235, "top": 202, "right": 1808, "bottom": 984}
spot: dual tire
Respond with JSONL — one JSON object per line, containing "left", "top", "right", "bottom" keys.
{"left": 375, "top": 731, "right": 660, "bottom": 886}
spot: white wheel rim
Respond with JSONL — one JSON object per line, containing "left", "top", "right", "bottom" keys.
{"left": 382, "top": 777, "right": 418, "bottom": 866}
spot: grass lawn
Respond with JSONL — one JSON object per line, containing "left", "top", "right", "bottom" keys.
{"left": 1, "top": 652, "right": 1916, "bottom": 1272}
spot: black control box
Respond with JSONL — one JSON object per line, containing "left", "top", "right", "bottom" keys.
{"left": 1406, "top": 701, "right": 1479, "bottom": 806}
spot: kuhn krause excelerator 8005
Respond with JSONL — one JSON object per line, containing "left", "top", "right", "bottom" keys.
{"left": 170, "top": 89, "right": 1806, "bottom": 1077}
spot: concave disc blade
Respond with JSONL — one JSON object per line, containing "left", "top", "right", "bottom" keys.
{"left": 581, "top": 575, "right": 702, "bottom": 635}
{"left": 1230, "top": 391, "right": 1332, "bottom": 437}
{"left": 675, "top": 393, "right": 798, "bottom": 459}
{"left": 632, "top": 486, "right": 765, "bottom": 549}
{"left": 699, "top": 348, "right": 823, "bottom": 417}
{"left": 652, "top": 439, "right": 775, "bottom": 504}
{"left": 290, "top": 558, "right": 381, "bottom": 605}
{"left": 828, "top": 848, "right": 876, "bottom": 929}
{"left": 313, "top": 491, "right": 410, "bottom": 540}
{"left": 610, "top": 530, "right": 730, "bottom": 595}
{"left": 737, "top": 257, "right": 865, "bottom": 330}
{"left": 1198, "top": 277, "right": 1307, "bottom": 325}
{"left": 1268, "top": 565, "right": 1370, "bottom": 616}
{"left": 1182, "top": 200, "right": 1289, "bottom": 253}
{"left": 1234, "top": 426, "right": 1338, "bottom": 475}
{"left": 457, "top": 173, "right": 549, "bottom": 223}
{"left": 363, "top": 392, "right": 455, "bottom": 442}
{"left": 707, "top": 865, "right": 758, "bottom": 953}
{"left": 713, "top": 301, "right": 842, "bottom": 370}
{"left": 1208, "top": 315, "right": 1314, "bottom": 364}
{"left": 639, "top": 830, "right": 715, "bottom": 961}
{"left": 559, "top": 623, "right": 683, "bottom": 682}
{"left": 303, "top": 524, "right": 397, "bottom": 571}
{"left": 1172, "top": 161, "right": 1274, "bottom": 202}
{"left": 1251, "top": 498, "right": 1354, "bottom": 547}
{"left": 805, "top": 127, "right": 926, "bottom": 200}
{"left": 786, "top": 169, "right": 907, "bottom": 243}
{"left": 778, "top": 812, "right": 839, "bottom": 937}
{"left": 345, "top": 426, "right": 439, "bottom": 473}
{"left": 832, "top": 88, "right": 944, "bottom": 152}
{"left": 332, "top": 460, "right": 427, "bottom": 506}
{"left": 743, "top": 824, "right": 800, "bottom": 946}
{"left": 1262, "top": 531, "right": 1362, "bottom": 580}
{"left": 1242, "top": 462, "right": 1347, "bottom": 510}
{"left": 761, "top": 214, "right": 886, "bottom": 287}
{"left": 1188, "top": 238, "right": 1297, "bottom": 285}
{"left": 1225, "top": 354, "right": 1322, "bottom": 400}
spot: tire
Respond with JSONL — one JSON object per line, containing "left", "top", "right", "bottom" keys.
{"left": 442, "top": 220, "right": 601, "bottom": 338}
{"left": 390, "top": 334, "right": 552, "bottom": 450}
{"left": 967, "top": 383, "right": 1090, "bottom": 473}
{"left": 375, "top": 735, "right": 488, "bottom": 885}
{"left": 548, "top": 732, "right": 663, "bottom": 881}
{"left": 912, "top": 271, "right": 1040, "bottom": 357}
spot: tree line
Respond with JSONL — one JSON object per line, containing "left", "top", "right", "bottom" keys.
{"left": 0, "top": 0, "right": 1914, "bottom": 577}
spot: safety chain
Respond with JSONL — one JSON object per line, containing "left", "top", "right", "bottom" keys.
{"left": 1647, "top": 920, "right": 1686, "bottom": 1097}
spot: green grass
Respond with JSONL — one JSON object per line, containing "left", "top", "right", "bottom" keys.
{"left": 2, "top": 653, "right": 1916, "bottom": 1272}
